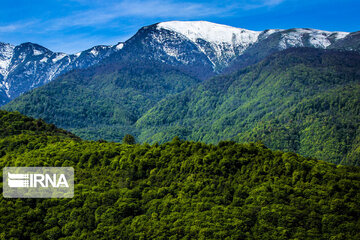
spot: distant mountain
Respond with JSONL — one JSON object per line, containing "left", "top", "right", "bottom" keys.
{"left": 0, "top": 41, "right": 124, "bottom": 105}
{"left": 1, "top": 21, "right": 356, "bottom": 106}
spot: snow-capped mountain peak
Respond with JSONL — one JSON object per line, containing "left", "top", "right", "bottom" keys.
{"left": 157, "top": 21, "right": 261, "bottom": 46}
{"left": 155, "top": 21, "right": 262, "bottom": 70}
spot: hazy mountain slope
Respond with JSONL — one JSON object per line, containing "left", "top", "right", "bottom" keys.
{"left": 3, "top": 59, "right": 199, "bottom": 142}
{"left": 135, "top": 48, "right": 360, "bottom": 164}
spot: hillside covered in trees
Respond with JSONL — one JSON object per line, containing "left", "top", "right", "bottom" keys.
{"left": 1, "top": 110, "right": 360, "bottom": 239}
{"left": 3, "top": 48, "right": 360, "bottom": 166}
{"left": 136, "top": 48, "right": 360, "bottom": 165}
{"left": 3, "top": 61, "right": 199, "bottom": 142}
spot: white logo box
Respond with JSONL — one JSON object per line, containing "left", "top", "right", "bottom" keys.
{"left": 3, "top": 167, "right": 74, "bottom": 198}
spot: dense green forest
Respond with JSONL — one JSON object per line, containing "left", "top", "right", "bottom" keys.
{"left": 136, "top": 48, "right": 360, "bottom": 165}
{"left": 3, "top": 48, "right": 360, "bottom": 166}
{"left": 1, "top": 110, "right": 360, "bottom": 239}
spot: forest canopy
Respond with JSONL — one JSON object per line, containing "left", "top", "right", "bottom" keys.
{"left": 0, "top": 110, "right": 359, "bottom": 239}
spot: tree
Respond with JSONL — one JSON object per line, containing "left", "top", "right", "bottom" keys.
{"left": 123, "top": 134, "right": 136, "bottom": 145}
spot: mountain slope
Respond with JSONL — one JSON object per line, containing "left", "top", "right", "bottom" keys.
{"left": 1, "top": 110, "right": 360, "bottom": 239}
{"left": 135, "top": 48, "right": 360, "bottom": 165}
{"left": 156, "top": 21, "right": 261, "bottom": 71}
{"left": 3, "top": 59, "right": 199, "bottom": 142}
{"left": 329, "top": 31, "right": 360, "bottom": 51}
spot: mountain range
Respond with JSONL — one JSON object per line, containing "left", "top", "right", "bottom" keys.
{"left": 1, "top": 21, "right": 358, "bottom": 105}
{"left": 2, "top": 21, "right": 360, "bottom": 165}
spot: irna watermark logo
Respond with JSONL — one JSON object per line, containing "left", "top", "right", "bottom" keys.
{"left": 3, "top": 167, "right": 74, "bottom": 198}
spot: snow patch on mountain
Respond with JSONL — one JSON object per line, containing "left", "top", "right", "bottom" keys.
{"left": 52, "top": 53, "right": 67, "bottom": 63}
{"left": 115, "top": 43, "right": 124, "bottom": 50}
{"left": 260, "top": 29, "right": 284, "bottom": 39}
{"left": 334, "top": 32, "right": 350, "bottom": 40}
{"left": 0, "top": 41, "right": 125, "bottom": 105}
{"left": 4, "top": 82, "right": 10, "bottom": 97}
{"left": 40, "top": 57, "right": 48, "bottom": 63}
{"left": 0, "top": 58, "right": 13, "bottom": 76}
{"left": 278, "top": 29, "right": 351, "bottom": 50}
{"left": 90, "top": 48, "right": 99, "bottom": 56}
{"left": 33, "top": 49, "right": 43, "bottom": 56}
{"left": 0, "top": 43, "right": 15, "bottom": 80}
{"left": 156, "top": 22, "right": 351, "bottom": 70}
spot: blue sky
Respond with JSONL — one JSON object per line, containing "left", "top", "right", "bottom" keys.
{"left": 0, "top": 0, "right": 359, "bottom": 53}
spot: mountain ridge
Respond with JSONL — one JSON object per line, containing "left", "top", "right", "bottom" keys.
{"left": 0, "top": 41, "right": 124, "bottom": 104}
{"left": 1, "top": 21, "right": 357, "bottom": 106}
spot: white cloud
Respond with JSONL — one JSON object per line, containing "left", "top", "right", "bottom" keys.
{"left": 241, "top": 0, "right": 285, "bottom": 10}
{"left": 0, "top": 21, "right": 38, "bottom": 33}
{"left": 44, "top": 0, "right": 233, "bottom": 31}
{"left": 0, "top": 24, "right": 18, "bottom": 32}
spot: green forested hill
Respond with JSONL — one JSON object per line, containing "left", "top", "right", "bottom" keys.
{"left": 136, "top": 48, "right": 360, "bottom": 165}
{"left": 3, "top": 60, "right": 199, "bottom": 142}
{"left": 0, "top": 110, "right": 78, "bottom": 139}
{"left": 1, "top": 110, "right": 360, "bottom": 239}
